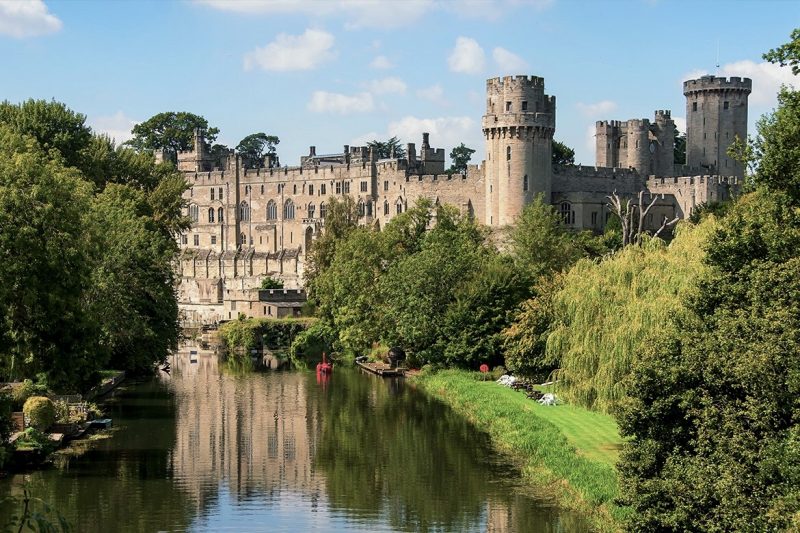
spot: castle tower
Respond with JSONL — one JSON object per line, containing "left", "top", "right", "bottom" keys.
{"left": 684, "top": 75, "right": 751, "bottom": 177}
{"left": 653, "top": 110, "right": 676, "bottom": 176}
{"left": 482, "top": 75, "right": 556, "bottom": 226}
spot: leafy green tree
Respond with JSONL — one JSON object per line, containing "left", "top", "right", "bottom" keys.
{"left": 305, "top": 195, "right": 360, "bottom": 288}
{"left": 209, "top": 143, "right": 230, "bottom": 169}
{"left": 260, "top": 276, "right": 284, "bottom": 290}
{"left": 125, "top": 112, "right": 219, "bottom": 153}
{"left": 367, "top": 136, "right": 406, "bottom": 159}
{"left": 752, "top": 87, "right": 800, "bottom": 203}
{"left": 551, "top": 140, "right": 575, "bottom": 166}
{"left": 236, "top": 133, "right": 279, "bottom": 169}
{"left": 448, "top": 143, "right": 475, "bottom": 174}
{"left": 763, "top": 27, "right": 800, "bottom": 74}
{"left": 673, "top": 128, "right": 686, "bottom": 165}
{"left": 0, "top": 126, "right": 100, "bottom": 391}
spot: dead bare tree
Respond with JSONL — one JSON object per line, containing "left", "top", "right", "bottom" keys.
{"left": 607, "top": 190, "right": 679, "bottom": 246}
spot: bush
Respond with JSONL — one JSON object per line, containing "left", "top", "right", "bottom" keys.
{"left": 23, "top": 397, "right": 56, "bottom": 431}
{"left": 14, "top": 428, "right": 56, "bottom": 453}
{"left": 11, "top": 379, "right": 46, "bottom": 410}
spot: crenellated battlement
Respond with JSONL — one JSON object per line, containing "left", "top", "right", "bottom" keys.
{"left": 655, "top": 109, "right": 672, "bottom": 120}
{"left": 486, "top": 75, "right": 546, "bottom": 91}
{"left": 647, "top": 174, "right": 741, "bottom": 188}
{"left": 683, "top": 75, "right": 752, "bottom": 94}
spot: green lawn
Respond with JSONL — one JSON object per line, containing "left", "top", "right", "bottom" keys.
{"left": 414, "top": 369, "right": 626, "bottom": 532}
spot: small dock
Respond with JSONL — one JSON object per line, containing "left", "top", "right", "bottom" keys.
{"left": 356, "top": 360, "right": 405, "bottom": 377}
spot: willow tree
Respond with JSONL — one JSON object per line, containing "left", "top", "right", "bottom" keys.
{"left": 543, "top": 218, "right": 717, "bottom": 412}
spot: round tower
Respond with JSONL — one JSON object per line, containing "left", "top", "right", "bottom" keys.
{"left": 684, "top": 75, "right": 751, "bottom": 178}
{"left": 482, "top": 75, "right": 556, "bottom": 227}
{"left": 625, "top": 119, "right": 651, "bottom": 175}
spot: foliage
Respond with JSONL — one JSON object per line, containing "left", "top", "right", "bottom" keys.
{"left": 11, "top": 379, "right": 47, "bottom": 410}
{"left": 688, "top": 200, "right": 731, "bottom": 223}
{"left": 236, "top": 132, "right": 279, "bottom": 169}
{"left": 618, "top": 190, "right": 800, "bottom": 530}
{"left": 673, "top": 128, "right": 686, "bottom": 165}
{"left": 367, "top": 136, "right": 406, "bottom": 159}
{"left": 14, "top": 428, "right": 57, "bottom": 455}
{"left": 23, "top": 396, "right": 56, "bottom": 432}
{"left": 551, "top": 140, "right": 575, "bottom": 166}
{"left": 219, "top": 317, "right": 313, "bottom": 356}
{"left": 259, "top": 276, "right": 284, "bottom": 290}
{"left": 125, "top": 111, "right": 219, "bottom": 153}
{"left": 752, "top": 86, "right": 800, "bottom": 203}
{"left": 763, "top": 27, "right": 800, "bottom": 74}
{"left": 448, "top": 143, "right": 475, "bottom": 174}
{"left": 305, "top": 195, "right": 360, "bottom": 288}
{"left": 288, "top": 320, "right": 334, "bottom": 366}
{"left": 545, "top": 219, "right": 717, "bottom": 413}
{"left": 208, "top": 143, "right": 229, "bottom": 169}
{"left": 508, "top": 195, "right": 582, "bottom": 280}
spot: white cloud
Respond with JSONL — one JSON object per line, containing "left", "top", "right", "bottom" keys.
{"left": 416, "top": 84, "right": 447, "bottom": 106}
{"left": 492, "top": 47, "right": 528, "bottom": 72}
{"left": 576, "top": 100, "right": 618, "bottom": 117}
{"left": 307, "top": 91, "right": 374, "bottom": 114}
{"left": 370, "top": 55, "right": 392, "bottom": 69}
{"left": 88, "top": 111, "right": 138, "bottom": 145}
{"left": 243, "top": 29, "right": 335, "bottom": 72}
{"left": 682, "top": 61, "right": 796, "bottom": 107}
{"left": 365, "top": 77, "right": 407, "bottom": 95}
{"left": 196, "top": 0, "right": 434, "bottom": 29}
{"left": 448, "top": 37, "right": 485, "bottom": 75}
{"left": 0, "top": 0, "right": 61, "bottom": 38}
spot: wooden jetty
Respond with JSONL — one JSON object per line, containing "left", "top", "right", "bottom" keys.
{"left": 356, "top": 360, "right": 405, "bottom": 377}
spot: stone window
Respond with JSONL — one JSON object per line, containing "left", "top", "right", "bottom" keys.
{"left": 321, "top": 184, "right": 326, "bottom": 195}
{"left": 335, "top": 182, "right": 342, "bottom": 194}
{"left": 260, "top": 184, "right": 264, "bottom": 195}
{"left": 692, "top": 102, "right": 698, "bottom": 112}
{"left": 208, "top": 208, "right": 215, "bottom": 223}
{"left": 218, "top": 207, "right": 224, "bottom": 223}
{"left": 181, "top": 234, "right": 187, "bottom": 245}
{"left": 357, "top": 199, "right": 365, "bottom": 217}
{"left": 384, "top": 180, "right": 388, "bottom": 191}
{"left": 211, "top": 235, "right": 217, "bottom": 245}
{"left": 240, "top": 233, "right": 246, "bottom": 246}
{"left": 193, "top": 234, "right": 199, "bottom": 246}
{"left": 384, "top": 200, "right": 389, "bottom": 215}
{"left": 293, "top": 184, "right": 297, "bottom": 194}
{"left": 366, "top": 201, "right": 373, "bottom": 217}
{"left": 724, "top": 101, "right": 729, "bottom": 110}
{"left": 396, "top": 200, "right": 403, "bottom": 215}
{"left": 219, "top": 187, "right": 223, "bottom": 200}
{"left": 506, "top": 146, "right": 511, "bottom": 161}
{"left": 521, "top": 101, "right": 528, "bottom": 111}
{"left": 343, "top": 181, "right": 351, "bottom": 194}
{"left": 308, "top": 203, "right": 316, "bottom": 218}
{"left": 190, "top": 188, "right": 193, "bottom": 198}
{"left": 559, "top": 202, "right": 574, "bottom": 225}
{"left": 189, "top": 204, "right": 199, "bottom": 222}
{"left": 239, "top": 201, "right": 250, "bottom": 222}
{"left": 309, "top": 184, "right": 314, "bottom": 195}
{"left": 505, "top": 101, "right": 511, "bottom": 112}
{"left": 283, "top": 199, "right": 295, "bottom": 220}
{"left": 523, "top": 174, "right": 528, "bottom": 192}
{"left": 360, "top": 181, "right": 368, "bottom": 193}
{"left": 320, "top": 202, "right": 327, "bottom": 219}
{"left": 211, "top": 188, "right": 215, "bottom": 201}
{"left": 266, "top": 200, "right": 277, "bottom": 220}
{"left": 591, "top": 212, "right": 598, "bottom": 225}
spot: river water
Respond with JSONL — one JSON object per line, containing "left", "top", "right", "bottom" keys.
{"left": 0, "top": 352, "right": 587, "bottom": 532}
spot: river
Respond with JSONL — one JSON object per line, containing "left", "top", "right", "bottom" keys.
{"left": 0, "top": 351, "right": 587, "bottom": 532}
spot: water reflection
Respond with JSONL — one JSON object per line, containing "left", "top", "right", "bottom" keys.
{"left": 0, "top": 350, "right": 586, "bottom": 532}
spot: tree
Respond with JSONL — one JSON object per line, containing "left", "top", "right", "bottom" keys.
{"left": 763, "top": 27, "right": 800, "bottom": 74}
{"left": 236, "top": 133, "right": 280, "bottom": 169}
{"left": 260, "top": 276, "right": 284, "bottom": 290}
{"left": 551, "top": 140, "right": 575, "bottom": 166}
{"left": 125, "top": 112, "right": 219, "bottom": 153}
{"left": 305, "top": 196, "right": 360, "bottom": 289}
{"left": 448, "top": 143, "right": 475, "bottom": 174}
{"left": 607, "top": 190, "right": 678, "bottom": 246}
{"left": 673, "top": 128, "right": 686, "bottom": 164}
{"left": 367, "top": 136, "right": 406, "bottom": 159}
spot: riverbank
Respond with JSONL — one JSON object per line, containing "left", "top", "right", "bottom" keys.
{"left": 412, "top": 369, "right": 626, "bottom": 532}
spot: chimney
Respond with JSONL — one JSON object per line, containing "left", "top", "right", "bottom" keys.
{"left": 309, "top": 146, "right": 316, "bottom": 156}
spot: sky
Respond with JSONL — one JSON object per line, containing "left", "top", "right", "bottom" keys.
{"left": 1, "top": 0, "right": 797, "bottom": 166}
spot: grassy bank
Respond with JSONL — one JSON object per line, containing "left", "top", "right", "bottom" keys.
{"left": 414, "top": 369, "right": 625, "bottom": 531}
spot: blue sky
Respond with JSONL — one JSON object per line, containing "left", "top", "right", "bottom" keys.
{"left": 1, "top": 0, "right": 797, "bottom": 166}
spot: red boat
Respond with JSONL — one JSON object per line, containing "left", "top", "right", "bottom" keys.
{"left": 316, "top": 352, "right": 333, "bottom": 374}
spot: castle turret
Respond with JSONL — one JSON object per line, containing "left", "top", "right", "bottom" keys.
{"left": 482, "top": 75, "right": 555, "bottom": 226}
{"left": 684, "top": 75, "right": 751, "bottom": 177}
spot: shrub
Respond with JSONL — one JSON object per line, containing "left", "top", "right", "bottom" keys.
{"left": 11, "top": 379, "right": 45, "bottom": 410}
{"left": 23, "top": 397, "right": 56, "bottom": 431}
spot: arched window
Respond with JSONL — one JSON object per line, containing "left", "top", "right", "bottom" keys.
{"left": 384, "top": 200, "right": 389, "bottom": 216}
{"left": 307, "top": 203, "right": 316, "bottom": 219}
{"left": 240, "top": 233, "right": 247, "bottom": 247}
{"left": 266, "top": 200, "right": 277, "bottom": 220}
{"left": 218, "top": 207, "right": 224, "bottom": 223}
{"left": 189, "top": 204, "right": 199, "bottom": 222}
{"left": 560, "top": 202, "right": 575, "bottom": 225}
{"left": 208, "top": 208, "right": 215, "bottom": 223}
{"left": 357, "top": 199, "right": 365, "bottom": 217}
{"left": 396, "top": 200, "right": 403, "bottom": 215}
{"left": 320, "top": 202, "right": 327, "bottom": 219}
{"left": 239, "top": 201, "right": 250, "bottom": 222}
{"left": 283, "top": 199, "right": 295, "bottom": 220}
{"left": 506, "top": 146, "right": 511, "bottom": 161}
{"left": 293, "top": 184, "right": 297, "bottom": 194}
{"left": 366, "top": 200, "right": 373, "bottom": 217}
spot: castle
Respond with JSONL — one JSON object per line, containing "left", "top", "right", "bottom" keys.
{"left": 176, "top": 74, "right": 751, "bottom": 326}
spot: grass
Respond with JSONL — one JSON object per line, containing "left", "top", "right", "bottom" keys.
{"left": 414, "top": 369, "right": 626, "bottom": 532}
